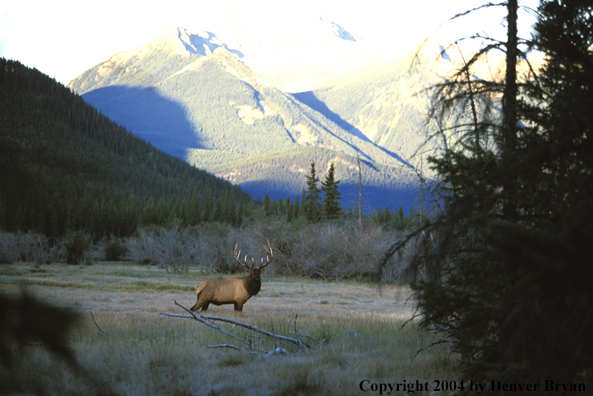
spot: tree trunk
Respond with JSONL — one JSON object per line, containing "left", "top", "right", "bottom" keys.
{"left": 502, "top": 0, "right": 518, "bottom": 219}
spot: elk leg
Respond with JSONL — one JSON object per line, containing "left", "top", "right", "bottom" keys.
{"left": 191, "top": 299, "right": 208, "bottom": 312}
{"left": 234, "top": 302, "right": 243, "bottom": 312}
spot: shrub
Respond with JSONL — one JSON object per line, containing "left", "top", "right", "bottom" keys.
{"left": 0, "top": 230, "right": 63, "bottom": 264}
{"left": 127, "top": 225, "right": 199, "bottom": 272}
{"left": 64, "top": 231, "right": 91, "bottom": 265}
{"left": 124, "top": 218, "right": 405, "bottom": 280}
{"left": 126, "top": 228, "right": 158, "bottom": 265}
{"left": 104, "top": 238, "right": 128, "bottom": 261}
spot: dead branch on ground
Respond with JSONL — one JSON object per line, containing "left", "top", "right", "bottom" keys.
{"left": 160, "top": 301, "right": 321, "bottom": 354}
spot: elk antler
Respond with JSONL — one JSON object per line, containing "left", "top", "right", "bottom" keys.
{"left": 259, "top": 240, "right": 273, "bottom": 270}
{"left": 233, "top": 244, "right": 253, "bottom": 269}
{"left": 233, "top": 241, "right": 273, "bottom": 270}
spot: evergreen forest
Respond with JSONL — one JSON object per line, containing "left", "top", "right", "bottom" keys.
{"left": 0, "top": 58, "right": 254, "bottom": 238}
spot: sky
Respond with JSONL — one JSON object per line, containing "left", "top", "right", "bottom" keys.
{"left": 0, "top": 0, "right": 540, "bottom": 86}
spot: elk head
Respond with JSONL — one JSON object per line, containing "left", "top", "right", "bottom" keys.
{"left": 233, "top": 239, "right": 273, "bottom": 283}
{"left": 190, "top": 240, "right": 273, "bottom": 312}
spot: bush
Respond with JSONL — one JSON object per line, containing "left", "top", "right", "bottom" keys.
{"left": 0, "top": 230, "right": 63, "bottom": 264}
{"left": 64, "top": 231, "right": 91, "bottom": 265}
{"left": 232, "top": 217, "right": 402, "bottom": 281}
{"left": 127, "top": 225, "right": 200, "bottom": 272}
{"left": 104, "top": 238, "right": 128, "bottom": 261}
{"left": 122, "top": 218, "right": 406, "bottom": 280}
{"left": 126, "top": 228, "right": 158, "bottom": 265}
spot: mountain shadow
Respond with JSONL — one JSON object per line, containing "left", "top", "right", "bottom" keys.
{"left": 292, "top": 91, "right": 373, "bottom": 144}
{"left": 292, "top": 91, "right": 416, "bottom": 169}
{"left": 83, "top": 85, "right": 202, "bottom": 160}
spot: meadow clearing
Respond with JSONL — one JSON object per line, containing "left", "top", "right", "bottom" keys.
{"left": 0, "top": 261, "right": 457, "bottom": 395}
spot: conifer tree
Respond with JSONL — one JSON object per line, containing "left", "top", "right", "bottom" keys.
{"left": 304, "top": 161, "right": 322, "bottom": 222}
{"left": 203, "top": 189, "right": 214, "bottom": 222}
{"left": 321, "top": 162, "right": 342, "bottom": 220}
{"left": 293, "top": 196, "right": 300, "bottom": 219}
{"left": 384, "top": 206, "right": 392, "bottom": 225}
{"left": 300, "top": 188, "right": 307, "bottom": 214}
{"left": 228, "top": 189, "right": 237, "bottom": 225}
{"left": 262, "top": 193, "right": 272, "bottom": 216}
{"left": 377, "top": 0, "right": 593, "bottom": 386}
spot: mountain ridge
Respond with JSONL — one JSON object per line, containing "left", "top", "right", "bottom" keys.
{"left": 67, "top": 26, "right": 424, "bottom": 211}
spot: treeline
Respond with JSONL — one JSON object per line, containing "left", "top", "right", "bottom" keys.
{"left": 0, "top": 58, "right": 252, "bottom": 238}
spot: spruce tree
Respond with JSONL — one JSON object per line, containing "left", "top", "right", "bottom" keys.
{"left": 262, "top": 193, "right": 272, "bottom": 216}
{"left": 321, "top": 162, "right": 342, "bottom": 220}
{"left": 377, "top": 0, "right": 593, "bottom": 386}
{"left": 300, "top": 188, "right": 307, "bottom": 214}
{"left": 293, "top": 196, "right": 300, "bottom": 219}
{"left": 384, "top": 206, "right": 392, "bottom": 225}
{"left": 304, "top": 161, "right": 321, "bottom": 222}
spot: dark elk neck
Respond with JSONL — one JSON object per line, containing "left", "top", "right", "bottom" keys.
{"left": 243, "top": 275, "right": 262, "bottom": 296}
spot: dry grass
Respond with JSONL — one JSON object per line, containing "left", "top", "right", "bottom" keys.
{"left": 0, "top": 262, "right": 458, "bottom": 395}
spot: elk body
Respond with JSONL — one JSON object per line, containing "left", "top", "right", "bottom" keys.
{"left": 190, "top": 241, "right": 273, "bottom": 312}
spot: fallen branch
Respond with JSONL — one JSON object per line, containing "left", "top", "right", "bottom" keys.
{"left": 160, "top": 301, "right": 252, "bottom": 349}
{"left": 207, "top": 344, "right": 242, "bottom": 351}
{"left": 199, "top": 313, "right": 311, "bottom": 348}
{"left": 160, "top": 301, "right": 319, "bottom": 353}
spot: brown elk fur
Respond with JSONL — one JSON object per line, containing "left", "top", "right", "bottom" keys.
{"left": 190, "top": 242, "right": 272, "bottom": 312}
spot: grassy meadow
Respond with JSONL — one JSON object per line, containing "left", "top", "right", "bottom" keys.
{"left": 1, "top": 261, "right": 458, "bottom": 395}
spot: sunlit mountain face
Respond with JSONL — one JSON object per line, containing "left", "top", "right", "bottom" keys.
{"left": 67, "top": 15, "right": 517, "bottom": 212}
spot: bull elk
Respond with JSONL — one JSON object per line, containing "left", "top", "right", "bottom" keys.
{"left": 190, "top": 241, "right": 273, "bottom": 312}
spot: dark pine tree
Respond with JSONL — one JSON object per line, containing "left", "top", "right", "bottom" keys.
{"left": 304, "top": 161, "right": 322, "bottom": 222}
{"left": 262, "top": 193, "right": 272, "bottom": 216}
{"left": 321, "top": 162, "right": 342, "bottom": 220}
{"left": 378, "top": 0, "right": 593, "bottom": 388}
{"left": 293, "top": 195, "right": 300, "bottom": 219}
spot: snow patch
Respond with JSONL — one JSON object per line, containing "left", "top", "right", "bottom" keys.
{"left": 439, "top": 45, "right": 451, "bottom": 61}
{"left": 319, "top": 15, "right": 356, "bottom": 42}
{"left": 230, "top": 100, "right": 276, "bottom": 124}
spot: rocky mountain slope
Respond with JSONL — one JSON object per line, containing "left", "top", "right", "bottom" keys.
{"left": 68, "top": 26, "right": 428, "bottom": 211}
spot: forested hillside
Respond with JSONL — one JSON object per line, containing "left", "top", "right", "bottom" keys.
{"left": 0, "top": 58, "right": 253, "bottom": 238}
{"left": 68, "top": 27, "right": 419, "bottom": 211}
